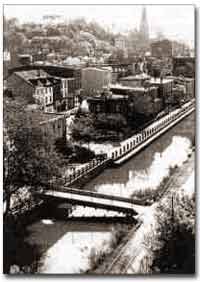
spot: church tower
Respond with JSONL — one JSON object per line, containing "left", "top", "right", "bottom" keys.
{"left": 139, "top": 6, "right": 149, "bottom": 41}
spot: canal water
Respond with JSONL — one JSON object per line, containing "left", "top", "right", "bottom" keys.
{"left": 26, "top": 112, "right": 195, "bottom": 274}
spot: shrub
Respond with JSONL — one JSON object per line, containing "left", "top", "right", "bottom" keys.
{"left": 70, "top": 146, "right": 95, "bottom": 163}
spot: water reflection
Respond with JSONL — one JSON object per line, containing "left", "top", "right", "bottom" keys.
{"left": 84, "top": 113, "right": 194, "bottom": 197}
{"left": 26, "top": 219, "right": 113, "bottom": 255}
{"left": 26, "top": 113, "right": 194, "bottom": 273}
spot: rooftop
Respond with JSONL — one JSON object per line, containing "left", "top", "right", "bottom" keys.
{"left": 110, "top": 84, "right": 157, "bottom": 92}
{"left": 88, "top": 94, "right": 127, "bottom": 101}
{"left": 148, "top": 78, "right": 174, "bottom": 84}
{"left": 14, "top": 70, "right": 60, "bottom": 87}
{"left": 82, "top": 67, "right": 111, "bottom": 72}
{"left": 14, "top": 69, "right": 49, "bottom": 81}
{"left": 120, "top": 73, "right": 150, "bottom": 81}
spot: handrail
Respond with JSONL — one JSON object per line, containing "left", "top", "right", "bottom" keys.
{"left": 52, "top": 186, "right": 138, "bottom": 204}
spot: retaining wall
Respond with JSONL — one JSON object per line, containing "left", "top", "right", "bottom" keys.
{"left": 111, "top": 100, "right": 195, "bottom": 165}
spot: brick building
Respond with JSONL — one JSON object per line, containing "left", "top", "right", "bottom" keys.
{"left": 8, "top": 64, "right": 82, "bottom": 110}
{"left": 87, "top": 90, "right": 129, "bottom": 115}
{"left": 145, "top": 77, "right": 173, "bottom": 106}
{"left": 7, "top": 69, "right": 59, "bottom": 112}
{"left": 110, "top": 85, "right": 162, "bottom": 117}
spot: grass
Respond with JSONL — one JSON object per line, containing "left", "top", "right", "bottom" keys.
{"left": 130, "top": 166, "right": 177, "bottom": 206}
{"left": 87, "top": 224, "right": 132, "bottom": 273}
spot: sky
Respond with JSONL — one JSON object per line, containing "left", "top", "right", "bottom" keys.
{"left": 3, "top": 5, "right": 195, "bottom": 47}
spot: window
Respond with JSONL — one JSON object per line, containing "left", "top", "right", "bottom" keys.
{"left": 116, "top": 104, "right": 120, "bottom": 113}
{"left": 96, "top": 104, "right": 101, "bottom": 113}
{"left": 45, "top": 97, "right": 48, "bottom": 105}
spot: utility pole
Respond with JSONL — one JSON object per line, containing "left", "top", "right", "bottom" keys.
{"left": 169, "top": 194, "right": 175, "bottom": 269}
{"left": 171, "top": 195, "right": 174, "bottom": 226}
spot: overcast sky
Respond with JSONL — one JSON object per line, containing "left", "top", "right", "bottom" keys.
{"left": 4, "top": 5, "right": 195, "bottom": 47}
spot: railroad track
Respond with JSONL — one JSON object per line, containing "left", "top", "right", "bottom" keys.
{"left": 103, "top": 221, "right": 142, "bottom": 274}
{"left": 103, "top": 161, "right": 192, "bottom": 274}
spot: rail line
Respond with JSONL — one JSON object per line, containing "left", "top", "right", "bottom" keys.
{"left": 102, "top": 163, "right": 190, "bottom": 274}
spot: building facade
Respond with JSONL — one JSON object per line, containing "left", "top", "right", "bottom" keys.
{"left": 110, "top": 84, "right": 162, "bottom": 117}
{"left": 81, "top": 67, "right": 112, "bottom": 96}
{"left": 151, "top": 39, "right": 173, "bottom": 58}
{"left": 146, "top": 77, "right": 173, "bottom": 107}
{"left": 40, "top": 113, "right": 66, "bottom": 140}
{"left": 7, "top": 69, "right": 59, "bottom": 112}
{"left": 87, "top": 91, "right": 129, "bottom": 115}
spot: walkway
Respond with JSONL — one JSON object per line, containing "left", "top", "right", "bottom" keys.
{"left": 97, "top": 151, "right": 195, "bottom": 274}
{"left": 38, "top": 189, "right": 140, "bottom": 216}
{"left": 110, "top": 100, "right": 195, "bottom": 165}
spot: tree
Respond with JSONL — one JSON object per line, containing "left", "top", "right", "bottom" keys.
{"left": 71, "top": 114, "right": 95, "bottom": 145}
{"left": 151, "top": 193, "right": 195, "bottom": 274}
{"left": 94, "top": 113, "right": 127, "bottom": 132}
{"left": 3, "top": 97, "right": 63, "bottom": 215}
{"left": 109, "top": 48, "right": 125, "bottom": 63}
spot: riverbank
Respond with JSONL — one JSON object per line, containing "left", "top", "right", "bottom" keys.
{"left": 19, "top": 112, "right": 194, "bottom": 274}
{"left": 62, "top": 100, "right": 194, "bottom": 188}
{"left": 96, "top": 151, "right": 194, "bottom": 274}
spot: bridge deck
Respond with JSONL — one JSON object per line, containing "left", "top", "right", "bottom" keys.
{"left": 40, "top": 190, "right": 138, "bottom": 216}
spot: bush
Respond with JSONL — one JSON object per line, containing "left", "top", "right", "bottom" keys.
{"left": 88, "top": 224, "right": 131, "bottom": 272}
{"left": 94, "top": 113, "right": 127, "bottom": 132}
{"left": 70, "top": 146, "right": 95, "bottom": 163}
{"left": 3, "top": 217, "right": 42, "bottom": 274}
{"left": 71, "top": 113, "right": 128, "bottom": 143}
{"left": 55, "top": 137, "right": 73, "bottom": 157}
{"left": 151, "top": 194, "right": 195, "bottom": 274}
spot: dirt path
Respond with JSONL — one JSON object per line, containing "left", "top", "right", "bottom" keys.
{"left": 95, "top": 151, "right": 195, "bottom": 274}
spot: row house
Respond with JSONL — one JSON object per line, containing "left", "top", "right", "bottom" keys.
{"left": 36, "top": 65, "right": 82, "bottom": 110}
{"left": 145, "top": 77, "right": 174, "bottom": 107}
{"left": 7, "top": 65, "right": 82, "bottom": 111}
{"left": 110, "top": 85, "right": 162, "bottom": 117}
{"left": 53, "top": 77, "right": 80, "bottom": 111}
{"left": 87, "top": 91, "right": 129, "bottom": 115}
{"left": 7, "top": 69, "right": 58, "bottom": 112}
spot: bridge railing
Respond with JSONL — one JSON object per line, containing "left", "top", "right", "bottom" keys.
{"left": 48, "top": 101, "right": 194, "bottom": 188}
{"left": 49, "top": 155, "right": 109, "bottom": 188}
{"left": 51, "top": 186, "right": 139, "bottom": 204}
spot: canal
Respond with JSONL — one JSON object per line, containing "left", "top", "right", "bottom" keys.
{"left": 25, "top": 112, "right": 195, "bottom": 274}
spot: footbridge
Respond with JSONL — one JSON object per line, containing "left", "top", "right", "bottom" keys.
{"left": 37, "top": 187, "right": 139, "bottom": 216}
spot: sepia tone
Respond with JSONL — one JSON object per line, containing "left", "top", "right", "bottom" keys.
{"left": 3, "top": 5, "right": 195, "bottom": 274}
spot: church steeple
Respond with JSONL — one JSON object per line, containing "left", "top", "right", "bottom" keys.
{"left": 140, "top": 6, "right": 149, "bottom": 41}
